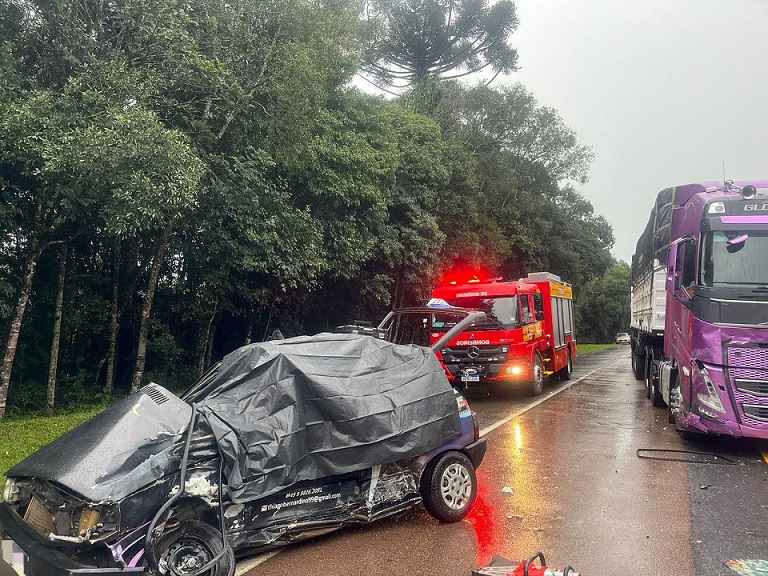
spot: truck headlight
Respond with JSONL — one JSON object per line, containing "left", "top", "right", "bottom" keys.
{"left": 2, "top": 478, "right": 18, "bottom": 503}
{"left": 693, "top": 362, "right": 725, "bottom": 414}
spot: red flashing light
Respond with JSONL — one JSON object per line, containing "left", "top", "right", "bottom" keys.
{"left": 442, "top": 269, "right": 500, "bottom": 287}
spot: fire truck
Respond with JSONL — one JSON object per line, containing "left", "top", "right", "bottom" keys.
{"left": 428, "top": 272, "right": 577, "bottom": 395}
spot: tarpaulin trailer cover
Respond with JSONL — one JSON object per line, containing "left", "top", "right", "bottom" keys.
{"left": 185, "top": 332, "right": 463, "bottom": 503}
{"left": 631, "top": 183, "right": 711, "bottom": 283}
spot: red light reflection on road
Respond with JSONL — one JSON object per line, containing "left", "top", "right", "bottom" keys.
{"left": 466, "top": 480, "right": 500, "bottom": 564}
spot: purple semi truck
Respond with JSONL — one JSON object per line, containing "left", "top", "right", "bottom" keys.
{"left": 630, "top": 181, "right": 768, "bottom": 439}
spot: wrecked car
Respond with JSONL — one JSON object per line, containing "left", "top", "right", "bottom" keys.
{"left": 0, "top": 310, "right": 487, "bottom": 576}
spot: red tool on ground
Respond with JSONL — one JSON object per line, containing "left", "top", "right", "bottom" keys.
{"left": 472, "top": 551, "right": 582, "bottom": 576}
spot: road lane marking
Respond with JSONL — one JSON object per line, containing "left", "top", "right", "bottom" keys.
{"left": 236, "top": 550, "right": 283, "bottom": 574}
{"left": 480, "top": 352, "right": 628, "bottom": 438}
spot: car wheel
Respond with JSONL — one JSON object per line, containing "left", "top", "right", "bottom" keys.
{"left": 421, "top": 451, "right": 477, "bottom": 523}
{"left": 154, "top": 520, "right": 233, "bottom": 576}
{"left": 530, "top": 353, "right": 544, "bottom": 396}
{"left": 559, "top": 349, "right": 572, "bottom": 381}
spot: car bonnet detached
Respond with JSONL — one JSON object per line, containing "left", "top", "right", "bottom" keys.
{"left": 0, "top": 331, "right": 485, "bottom": 576}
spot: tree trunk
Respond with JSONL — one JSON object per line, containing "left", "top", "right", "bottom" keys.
{"left": 105, "top": 238, "right": 121, "bottom": 394}
{"left": 196, "top": 297, "right": 218, "bottom": 376}
{"left": 206, "top": 316, "right": 217, "bottom": 369}
{"left": 0, "top": 240, "right": 43, "bottom": 420}
{"left": 130, "top": 216, "right": 176, "bottom": 393}
{"left": 46, "top": 243, "right": 68, "bottom": 412}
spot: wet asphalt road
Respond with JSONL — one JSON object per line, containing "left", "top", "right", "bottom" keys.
{"left": 240, "top": 346, "right": 768, "bottom": 576}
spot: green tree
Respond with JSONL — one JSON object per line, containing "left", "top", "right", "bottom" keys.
{"left": 574, "top": 262, "right": 631, "bottom": 343}
{"left": 362, "top": 0, "right": 519, "bottom": 91}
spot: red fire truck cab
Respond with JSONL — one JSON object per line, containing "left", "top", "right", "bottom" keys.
{"left": 428, "top": 272, "right": 577, "bottom": 395}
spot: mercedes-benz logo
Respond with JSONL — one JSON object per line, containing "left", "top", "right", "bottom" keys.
{"left": 467, "top": 346, "right": 480, "bottom": 359}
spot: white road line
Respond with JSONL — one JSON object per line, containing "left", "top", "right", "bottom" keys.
{"left": 479, "top": 353, "right": 627, "bottom": 437}
{"left": 236, "top": 550, "right": 283, "bottom": 574}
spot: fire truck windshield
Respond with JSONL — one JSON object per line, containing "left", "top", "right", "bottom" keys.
{"left": 701, "top": 230, "right": 768, "bottom": 287}
{"left": 441, "top": 296, "right": 520, "bottom": 329}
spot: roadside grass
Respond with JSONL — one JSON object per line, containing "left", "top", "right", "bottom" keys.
{"left": 1, "top": 407, "right": 103, "bottom": 487}
{"left": 578, "top": 343, "right": 621, "bottom": 354}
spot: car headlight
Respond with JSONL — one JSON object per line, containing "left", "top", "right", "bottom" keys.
{"left": 2, "top": 478, "right": 18, "bottom": 503}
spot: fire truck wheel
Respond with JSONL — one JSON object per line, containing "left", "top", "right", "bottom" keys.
{"left": 531, "top": 353, "right": 544, "bottom": 396}
{"left": 559, "top": 349, "right": 572, "bottom": 381}
{"left": 421, "top": 451, "right": 477, "bottom": 523}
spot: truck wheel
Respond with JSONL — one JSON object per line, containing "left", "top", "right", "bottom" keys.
{"left": 559, "top": 349, "right": 572, "bottom": 381}
{"left": 531, "top": 353, "right": 544, "bottom": 396}
{"left": 668, "top": 371, "right": 680, "bottom": 424}
{"left": 643, "top": 353, "right": 651, "bottom": 399}
{"left": 632, "top": 348, "right": 646, "bottom": 381}
{"left": 153, "top": 520, "right": 233, "bottom": 576}
{"left": 647, "top": 352, "right": 664, "bottom": 407}
{"left": 421, "top": 451, "right": 477, "bottom": 523}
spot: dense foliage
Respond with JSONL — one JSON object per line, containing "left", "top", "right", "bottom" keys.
{"left": 0, "top": 0, "right": 626, "bottom": 417}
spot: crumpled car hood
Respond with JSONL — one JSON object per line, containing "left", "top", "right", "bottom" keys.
{"left": 6, "top": 385, "right": 191, "bottom": 503}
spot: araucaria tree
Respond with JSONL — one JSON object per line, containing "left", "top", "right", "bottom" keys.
{"left": 362, "top": 0, "right": 520, "bottom": 89}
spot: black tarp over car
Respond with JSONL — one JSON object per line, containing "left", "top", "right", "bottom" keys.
{"left": 186, "top": 333, "right": 463, "bottom": 503}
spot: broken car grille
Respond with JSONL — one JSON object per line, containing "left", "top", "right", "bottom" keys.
{"left": 24, "top": 496, "right": 55, "bottom": 536}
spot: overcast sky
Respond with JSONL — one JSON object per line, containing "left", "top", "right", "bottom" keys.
{"left": 502, "top": 0, "right": 768, "bottom": 264}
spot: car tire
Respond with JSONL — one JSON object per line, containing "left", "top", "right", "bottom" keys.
{"left": 153, "top": 519, "right": 233, "bottom": 576}
{"left": 559, "top": 349, "right": 572, "bottom": 381}
{"left": 530, "top": 353, "right": 544, "bottom": 396}
{"left": 421, "top": 451, "right": 477, "bottom": 523}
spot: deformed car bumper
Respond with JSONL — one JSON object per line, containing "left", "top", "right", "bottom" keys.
{"left": 0, "top": 503, "right": 144, "bottom": 576}
{"left": 463, "top": 438, "right": 487, "bottom": 469}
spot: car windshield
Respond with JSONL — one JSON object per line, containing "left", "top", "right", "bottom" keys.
{"left": 700, "top": 230, "right": 768, "bottom": 287}
{"left": 380, "top": 310, "right": 467, "bottom": 345}
{"left": 442, "top": 296, "right": 520, "bottom": 329}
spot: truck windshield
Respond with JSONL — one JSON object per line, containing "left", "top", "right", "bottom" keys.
{"left": 442, "top": 296, "right": 520, "bottom": 329}
{"left": 700, "top": 230, "right": 768, "bottom": 286}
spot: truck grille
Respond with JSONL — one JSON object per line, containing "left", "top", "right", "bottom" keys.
{"left": 728, "top": 347, "right": 768, "bottom": 369}
{"left": 440, "top": 346, "right": 507, "bottom": 379}
{"left": 727, "top": 345, "right": 768, "bottom": 429}
{"left": 743, "top": 404, "right": 768, "bottom": 422}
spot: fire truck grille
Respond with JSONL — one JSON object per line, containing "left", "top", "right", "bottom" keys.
{"left": 440, "top": 346, "right": 508, "bottom": 379}
{"left": 441, "top": 346, "right": 508, "bottom": 364}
